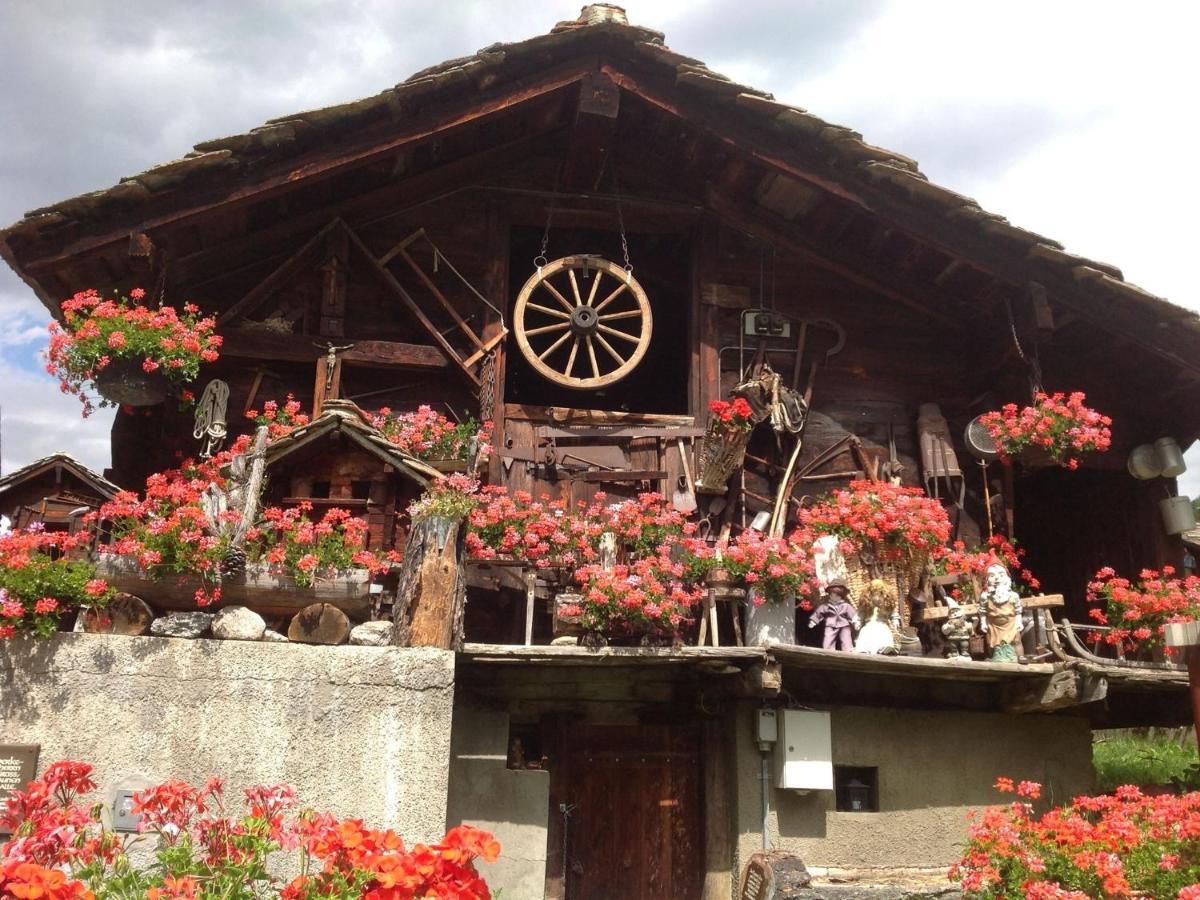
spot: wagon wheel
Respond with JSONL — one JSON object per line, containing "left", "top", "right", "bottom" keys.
{"left": 514, "top": 255, "right": 653, "bottom": 390}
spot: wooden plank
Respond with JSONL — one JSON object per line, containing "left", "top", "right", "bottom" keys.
{"left": 574, "top": 469, "right": 667, "bottom": 483}
{"left": 914, "top": 593, "right": 1065, "bottom": 623}
{"left": 537, "top": 425, "right": 706, "bottom": 439}
{"left": 505, "top": 403, "right": 694, "bottom": 425}
{"left": 220, "top": 328, "right": 451, "bottom": 370}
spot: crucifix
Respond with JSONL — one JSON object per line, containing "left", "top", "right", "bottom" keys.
{"left": 313, "top": 341, "right": 355, "bottom": 414}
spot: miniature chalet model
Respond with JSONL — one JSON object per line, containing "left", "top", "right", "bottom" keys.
{"left": 0, "top": 453, "right": 119, "bottom": 532}
{"left": 3, "top": 6, "right": 1200, "bottom": 899}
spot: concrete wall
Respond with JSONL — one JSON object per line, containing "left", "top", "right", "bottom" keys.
{"left": 733, "top": 703, "right": 1094, "bottom": 872}
{"left": 445, "top": 703, "right": 549, "bottom": 900}
{"left": 0, "top": 633, "right": 455, "bottom": 844}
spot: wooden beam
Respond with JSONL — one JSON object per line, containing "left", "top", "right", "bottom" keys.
{"left": 220, "top": 328, "right": 450, "bottom": 370}
{"left": 169, "top": 129, "right": 567, "bottom": 289}
{"left": 707, "top": 190, "right": 963, "bottom": 330}
{"left": 913, "top": 593, "right": 1065, "bottom": 623}
{"left": 562, "top": 71, "right": 620, "bottom": 191}
{"left": 1002, "top": 669, "right": 1107, "bottom": 714}
{"left": 218, "top": 219, "right": 342, "bottom": 325}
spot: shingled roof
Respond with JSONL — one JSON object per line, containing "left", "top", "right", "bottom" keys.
{"left": 0, "top": 452, "right": 120, "bottom": 500}
{"left": 3, "top": 3, "right": 1197, "bottom": 360}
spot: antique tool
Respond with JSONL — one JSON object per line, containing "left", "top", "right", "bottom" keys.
{"left": 193, "top": 379, "right": 230, "bottom": 459}
{"left": 672, "top": 438, "right": 698, "bottom": 513}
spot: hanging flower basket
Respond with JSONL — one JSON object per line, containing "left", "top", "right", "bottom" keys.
{"left": 45, "top": 287, "right": 221, "bottom": 416}
{"left": 694, "top": 398, "right": 755, "bottom": 494}
{"left": 978, "top": 391, "right": 1112, "bottom": 470}
{"left": 94, "top": 357, "right": 170, "bottom": 406}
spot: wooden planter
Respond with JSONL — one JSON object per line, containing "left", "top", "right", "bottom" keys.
{"left": 694, "top": 428, "right": 750, "bottom": 494}
{"left": 93, "top": 555, "right": 373, "bottom": 618}
{"left": 94, "top": 358, "right": 170, "bottom": 406}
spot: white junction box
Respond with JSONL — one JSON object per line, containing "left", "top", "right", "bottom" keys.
{"left": 756, "top": 708, "right": 778, "bottom": 746}
{"left": 773, "top": 709, "right": 833, "bottom": 791}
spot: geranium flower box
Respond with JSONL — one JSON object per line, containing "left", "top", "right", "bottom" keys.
{"left": 93, "top": 554, "right": 373, "bottom": 619}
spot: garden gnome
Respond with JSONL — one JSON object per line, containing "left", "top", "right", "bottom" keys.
{"left": 810, "top": 578, "right": 859, "bottom": 651}
{"left": 979, "top": 562, "right": 1023, "bottom": 662}
{"left": 940, "top": 599, "right": 974, "bottom": 659}
{"left": 854, "top": 578, "right": 899, "bottom": 655}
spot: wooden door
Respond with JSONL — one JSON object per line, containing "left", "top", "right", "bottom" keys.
{"left": 552, "top": 723, "right": 703, "bottom": 900}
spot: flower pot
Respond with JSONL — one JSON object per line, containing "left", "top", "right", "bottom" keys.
{"left": 94, "top": 358, "right": 170, "bottom": 406}
{"left": 706, "top": 567, "right": 734, "bottom": 588}
{"left": 93, "top": 554, "right": 373, "bottom": 618}
{"left": 742, "top": 590, "right": 795, "bottom": 646}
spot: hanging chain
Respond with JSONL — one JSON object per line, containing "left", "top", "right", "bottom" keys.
{"left": 1004, "top": 294, "right": 1044, "bottom": 397}
{"left": 612, "top": 165, "right": 633, "bottom": 281}
{"left": 535, "top": 160, "right": 565, "bottom": 272}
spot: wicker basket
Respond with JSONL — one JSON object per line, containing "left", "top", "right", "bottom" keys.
{"left": 694, "top": 428, "right": 750, "bottom": 494}
{"left": 845, "top": 550, "right": 929, "bottom": 627}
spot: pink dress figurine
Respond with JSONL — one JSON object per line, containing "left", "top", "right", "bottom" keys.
{"left": 809, "top": 579, "right": 859, "bottom": 651}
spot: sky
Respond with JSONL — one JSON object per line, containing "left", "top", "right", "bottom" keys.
{"left": 0, "top": 0, "right": 1197, "bottom": 490}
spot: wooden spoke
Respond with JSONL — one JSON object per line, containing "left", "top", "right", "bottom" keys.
{"left": 565, "top": 337, "right": 580, "bottom": 377}
{"left": 527, "top": 302, "right": 571, "bottom": 320}
{"left": 514, "top": 256, "right": 652, "bottom": 390}
{"left": 597, "top": 324, "right": 641, "bottom": 344}
{"left": 538, "top": 331, "right": 573, "bottom": 361}
{"left": 542, "top": 280, "right": 575, "bottom": 314}
{"left": 524, "top": 322, "right": 570, "bottom": 337}
{"left": 585, "top": 269, "right": 603, "bottom": 307}
{"left": 592, "top": 282, "right": 628, "bottom": 314}
{"left": 567, "top": 269, "right": 583, "bottom": 306}
{"left": 586, "top": 336, "right": 600, "bottom": 378}
{"left": 594, "top": 332, "right": 627, "bottom": 366}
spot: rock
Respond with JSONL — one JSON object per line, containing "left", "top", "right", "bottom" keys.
{"left": 550, "top": 635, "right": 579, "bottom": 646}
{"left": 79, "top": 593, "right": 154, "bottom": 635}
{"left": 150, "top": 612, "right": 214, "bottom": 639}
{"left": 211, "top": 605, "right": 266, "bottom": 641}
{"left": 287, "top": 603, "right": 350, "bottom": 645}
{"left": 261, "top": 629, "right": 289, "bottom": 643}
{"left": 350, "top": 620, "right": 394, "bottom": 646}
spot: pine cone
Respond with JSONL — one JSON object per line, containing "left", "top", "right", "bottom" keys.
{"left": 221, "top": 546, "right": 247, "bottom": 577}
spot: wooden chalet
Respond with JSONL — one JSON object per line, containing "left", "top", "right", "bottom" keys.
{"left": 3, "top": 6, "right": 1198, "bottom": 898}
{"left": 0, "top": 452, "right": 119, "bottom": 532}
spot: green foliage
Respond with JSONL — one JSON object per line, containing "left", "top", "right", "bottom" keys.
{"left": 1093, "top": 734, "right": 1200, "bottom": 792}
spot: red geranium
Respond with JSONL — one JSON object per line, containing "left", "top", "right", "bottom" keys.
{"left": 979, "top": 391, "right": 1112, "bottom": 470}
{"left": 798, "top": 480, "right": 952, "bottom": 564}
{"left": 45, "top": 288, "right": 221, "bottom": 417}
{"left": 1087, "top": 566, "right": 1199, "bottom": 655}
{"left": 706, "top": 397, "right": 754, "bottom": 434}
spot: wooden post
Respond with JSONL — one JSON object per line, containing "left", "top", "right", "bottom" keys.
{"left": 393, "top": 514, "right": 468, "bottom": 650}
{"left": 1165, "top": 622, "right": 1200, "bottom": 747}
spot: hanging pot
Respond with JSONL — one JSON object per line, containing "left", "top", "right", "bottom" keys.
{"left": 1160, "top": 495, "right": 1197, "bottom": 536}
{"left": 1154, "top": 437, "right": 1187, "bottom": 478}
{"left": 94, "top": 358, "right": 170, "bottom": 406}
{"left": 1127, "top": 444, "right": 1163, "bottom": 480}
{"left": 742, "top": 589, "right": 796, "bottom": 646}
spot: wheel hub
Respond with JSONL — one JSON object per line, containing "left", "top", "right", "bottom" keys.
{"left": 569, "top": 305, "right": 599, "bottom": 335}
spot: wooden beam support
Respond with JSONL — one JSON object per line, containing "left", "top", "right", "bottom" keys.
{"left": 220, "top": 328, "right": 450, "bottom": 370}
{"left": 1002, "top": 669, "right": 1107, "bottom": 714}
{"left": 218, "top": 219, "right": 343, "bottom": 325}
{"left": 562, "top": 71, "right": 620, "bottom": 191}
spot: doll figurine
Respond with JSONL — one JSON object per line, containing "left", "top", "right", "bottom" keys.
{"left": 979, "top": 563, "right": 1023, "bottom": 663}
{"left": 854, "top": 578, "right": 899, "bottom": 655}
{"left": 809, "top": 579, "right": 859, "bottom": 651}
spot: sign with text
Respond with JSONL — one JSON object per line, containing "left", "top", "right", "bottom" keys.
{"left": 0, "top": 744, "right": 40, "bottom": 833}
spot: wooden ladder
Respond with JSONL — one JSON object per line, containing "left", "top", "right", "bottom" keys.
{"left": 364, "top": 228, "right": 506, "bottom": 388}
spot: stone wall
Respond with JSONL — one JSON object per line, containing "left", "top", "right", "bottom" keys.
{"left": 0, "top": 633, "right": 455, "bottom": 844}
{"left": 733, "top": 703, "right": 1095, "bottom": 872}
{"left": 445, "top": 703, "right": 550, "bottom": 900}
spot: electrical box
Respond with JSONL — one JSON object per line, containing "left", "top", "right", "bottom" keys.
{"left": 113, "top": 790, "right": 141, "bottom": 832}
{"left": 773, "top": 710, "right": 833, "bottom": 791}
{"left": 744, "top": 310, "right": 791, "bottom": 338}
{"left": 756, "top": 708, "right": 778, "bottom": 745}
